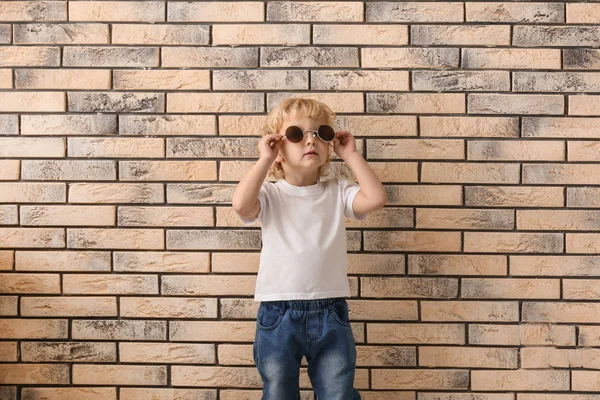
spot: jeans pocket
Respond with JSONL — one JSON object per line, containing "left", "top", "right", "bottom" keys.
{"left": 329, "top": 299, "right": 351, "bottom": 327}
{"left": 256, "top": 302, "right": 284, "bottom": 331}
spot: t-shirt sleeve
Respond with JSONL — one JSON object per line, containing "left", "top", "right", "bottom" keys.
{"left": 237, "top": 182, "right": 269, "bottom": 225}
{"left": 339, "top": 178, "right": 369, "bottom": 221}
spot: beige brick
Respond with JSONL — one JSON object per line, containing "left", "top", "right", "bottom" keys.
{"left": 0, "top": 160, "right": 19, "bottom": 179}
{"left": 119, "top": 161, "right": 217, "bottom": 181}
{"left": 114, "top": 70, "right": 210, "bottom": 90}
{"left": 364, "top": 231, "right": 461, "bottom": 252}
{"left": 465, "top": 232, "right": 563, "bottom": 253}
{"left": 73, "top": 365, "right": 167, "bottom": 385}
{"left": 268, "top": 1, "right": 362, "bottom": 21}
{"left": 462, "top": 278, "right": 560, "bottom": 299}
{"left": 14, "top": 23, "right": 109, "bottom": 44}
{"left": 170, "top": 2, "right": 262, "bottom": 21}
{"left": 518, "top": 210, "right": 600, "bottom": 230}
{"left": 366, "top": 2, "right": 462, "bottom": 22}
{"left": 172, "top": 365, "right": 260, "bottom": 387}
{"left": 315, "top": 24, "right": 408, "bottom": 45}
{"left": 64, "top": 46, "right": 159, "bottom": 67}
{"left": 467, "top": 2, "right": 563, "bottom": 22}
{"left": 514, "top": 26, "right": 600, "bottom": 47}
{"left": 525, "top": 164, "right": 600, "bottom": 184}
{"left": 162, "top": 47, "right": 257, "bottom": 68}
{"left": 220, "top": 390, "right": 316, "bottom": 400}
{"left": 523, "top": 302, "right": 600, "bottom": 323}
{"left": 522, "top": 347, "right": 600, "bottom": 369}
{"left": 417, "top": 209, "right": 513, "bottom": 230}
{"left": 112, "top": 24, "right": 209, "bottom": 45}
{"left": 0, "top": 251, "right": 14, "bottom": 270}
{"left": 72, "top": 319, "right": 166, "bottom": 340}
{"left": 118, "top": 206, "right": 212, "bottom": 227}
{"left": 0, "top": 319, "right": 68, "bottom": 339}
{"left": 21, "top": 296, "right": 117, "bottom": 317}
{"left": 569, "top": 187, "right": 600, "bottom": 207}
{"left": 465, "top": 186, "right": 564, "bottom": 208}
{"left": 21, "top": 342, "right": 116, "bottom": 362}
{"left": 21, "top": 206, "right": 115, "bottom": 226}
{"left": 579, "top": 326, "right": 600, "bottom": 346}
{"left": 162, "top": 275, "right": 255, "bottom": 296}
{"left": 167, "top": 93, "right": 262, "bottom": 113}
{"left": 422, "top": 301, "right": 519, "bottom": 322}
{"left": 21, "top": 388, "right": 116, "bottom": 400}
{"left": 267, "top": 92, "right": 364, "bottom": 113}
{"left": 67, "top": 228, "right": 164, "bottom": 249}
{"left": 568, "top": 141, "right": 600, "bottom": 161}
{"left": 357, "top": 345, "right": 415, "bottom": 367}
{"left": 420, "top": 346, "right": 517, "bottom": 368}
{"left": 511, "top": 255, "right": 600, "bottom": 277}
{"left": 69, "top": 1, "right": 164, "bottom": 21}
{"left": 214, "top": 70, "right": 307, "bottom": 90}
{"left": 422, "top": 162, "right": 520, "bottom": 184}
{"left": 414, "top": 71, "right": 510, "bottom": 92}
{"left": 468, "top": 94, "right": 564, "bottom": 115}
{"left": 368, "top": 323, "right": 464, "bottom": 345}
{"left": 170, "top": 321, "right": 255, "bottom": 342}
{"left": 114, "top": 252, "right": 209, "bottom": 273}
{"left": 368, "top": 93, "right": 465, "bottom": 114}
{"left": 68, "top": 137, "right": 163, "bottom": 158}
{"left": 569, "top": 95, "right": 600, "bottom": 116}
{"left": 0, "top": 296, "right": 17, "bottom": 315}
{"left": 218, "top": 344, "right": 254, "bottom": 365}
{"left": 0, "top": 1, "right": 66, "bottom": 21}
{"left": 166, "top": 230, "right": 261, "bottom": 250}
{"left": 15, "top": 69, "right": 109, "bottom": 89}
{"left": 473, "top": 370, "right": 569, "bottom": 391}
{"left": 120, "top": 343, "right": 215, "bottom": 364}
{"left": 0, "top": 364, "right": 70, "bottom": 384}
{"left": 567, "top": 233, "right": 600, "bottom": 253}
{"left": 262, "top": 47, "right": 358, "bottom": 68}
{"left": 568, "top": 3, "right": 600, "bottom": 23}
{"left": 0, "top": 342, "right": 17, "bottom": 361}
{"left": 386, "top": 185, "right": 462, "bottom": 206}
{"left": 421, "top": 116, "right": 518, "bottom": 138}
{"left": 0, "top": 387, "right": 15, "bottom": 400}
{"left": 22, "top": 114, "right": 116, "bottom": 135}
{"left": 412, "top": 25, "right": 510, "bottom": 46}
{"left": 462, "top": 48, "right": 561, "bottom": 69}
{"left": 218, "top": 115, "right": 266, "bottom": 136}
{"left": 120, "top": 114, "right": 215, "bottom": 136}
{"left": 469, "top": 323, "right": 575, "bottom": 346}
{"left": 468, "top": 140, "right": 564, "bottom": 161}
{"left": 0, "top": 273, "right": 60, "bottom": 294}
{"left": 361, "top": 277, "right": 458, "bottom": 298}
{"left": 219, "top": 299, "right": 259, "bottom": 319}
{"left": 372, "top": 369, "right": 468, "bottom": 390}
{"left": 63, "top": 274, "right": 158, "bottom": 295}
{"left": 120, "top": 297, "right": 217, "bottom": 318}
{"left": 337, "top": 115, "right": 417, "bottom": 137}
{"left": 0, "top": 228, "right": 64, "bottom": 248}
{"left": 362, "top": 47, "right": 458, "bottom": 69}
{"left": 211, "top": 252, "right": 260, "bottom": 273}
{"left": 121, "top": 388, "right": 215, "bottom": 400}
{"left": 0, "top": 115, "right": 18, "bottom": 134}
{"left": 345, "top": 207, "right": 414, "bottom": 229}
{"left": 68, "top": 92, "right": 164, "bottom": 112}
{"left": 69, "top": 183, "right": 164, "bottom": 204}
{"left": 515, "top": 72, "right": 600, "bottom": 92}
{"left": 0, "top": 205, "right": 17, "bottom": 224}
{"left": 0, "top": 46, "right": 60, "bottom": 67}
{"left": 0, "top": 138, "right": 64, "bottom": 157}
{"left": 408, "top": 254, "right": 506, "bottom": 276}
{"left": 0, "top": 24, "right": 8, "bottom": 43}
{"left": 368, "top": 139, "right": 463, "bottom": 160}
{"left": 0, "top": 92, "right": 65, "bottom": 112}
{"left": 564, "top": 49, "right": 600, "bottom": 70}
{"left": 22, "top": 160, "right": 115, "bottom": 180}
{"left": 0, "top": 68, "right": 11, "bottom": 88}
{"left": 213, "top": 24, "right": 309, "bottom": 45}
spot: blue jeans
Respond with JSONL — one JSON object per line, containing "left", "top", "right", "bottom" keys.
{"left": 253, "top": 297, "right": 361, "bottom": 400}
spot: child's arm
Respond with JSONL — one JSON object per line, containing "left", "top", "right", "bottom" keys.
{"left": 232, "top": 133, "right": 284, "bottom": 220}
{"left": 344, "top": 152, "right": 388, "bottom": 215}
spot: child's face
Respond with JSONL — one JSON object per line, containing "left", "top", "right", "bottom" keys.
{"left": 276, "top": 113, "right": 332, "bottom": 173}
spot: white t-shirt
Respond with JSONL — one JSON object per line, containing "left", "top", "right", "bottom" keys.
{"left": 238, "top": 177, "right": 368, "bottom": 302}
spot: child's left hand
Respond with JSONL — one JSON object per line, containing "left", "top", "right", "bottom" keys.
{"left": 332, "top": 131, "right": 358, "bottom": 161}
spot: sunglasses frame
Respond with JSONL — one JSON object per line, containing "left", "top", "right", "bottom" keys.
{"left": 284, "top": 124, "right": 336, "bottom": 144}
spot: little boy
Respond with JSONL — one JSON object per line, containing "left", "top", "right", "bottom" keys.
{"left": 232, "top": 98, "right": 387, "bottom": 399}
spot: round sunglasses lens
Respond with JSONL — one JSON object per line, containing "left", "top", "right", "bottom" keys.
{"left": 318, "top": 125, "right": 335, "bottom": 142}
{"left": 285, "top": 126, "right": 303, "bottom": 143}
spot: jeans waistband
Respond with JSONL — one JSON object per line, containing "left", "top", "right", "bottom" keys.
{"left": 263, "top": 297, "right": 346, "bottom": 310}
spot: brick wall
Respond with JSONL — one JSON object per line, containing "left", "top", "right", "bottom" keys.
{"left": 1, "top": 1, "right": 599, "bottom": 399}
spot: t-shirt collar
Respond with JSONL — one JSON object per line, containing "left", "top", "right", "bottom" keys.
{"left": 275, "top": 178, "right": 324, "bottom": 197}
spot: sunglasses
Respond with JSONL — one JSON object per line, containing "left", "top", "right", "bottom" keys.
{"left": 284, "top": 124, "right": 336, "bottom": 144}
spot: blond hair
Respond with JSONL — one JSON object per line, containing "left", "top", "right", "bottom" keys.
{"left": 261, "top": 97, "right": 336, "bottom": 180}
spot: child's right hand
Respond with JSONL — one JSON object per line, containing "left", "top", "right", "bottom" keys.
{"left": 258, "top": 133, "right": 285, "bottom": 162}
